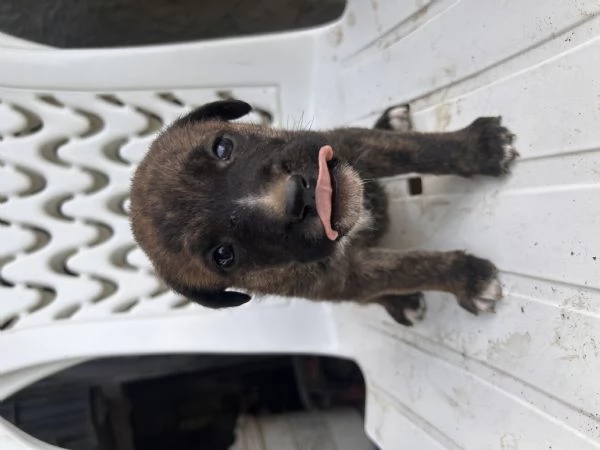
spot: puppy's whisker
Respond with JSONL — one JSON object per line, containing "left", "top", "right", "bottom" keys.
{"left": 306, "top": 116, "right": 315, "bottom": 131}
{"left": 291, "top": 111, "right": 306, "bottom": 132}
{"left": 351, "top": 152, "right": 368, "bottom": 166}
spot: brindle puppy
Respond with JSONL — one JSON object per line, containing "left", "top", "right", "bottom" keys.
{"left": 130, "top": 100, "right": 518, "bottom": 326}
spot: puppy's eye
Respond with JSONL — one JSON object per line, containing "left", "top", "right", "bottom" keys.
{"left": 213, "top": 137, "right": 234, "bottom": 160}
{"left": 213, "top": 244, "right": 235, "bottom": 269}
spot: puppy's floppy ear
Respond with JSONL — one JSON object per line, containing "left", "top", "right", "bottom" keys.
{"left": 177, "top": 100, "right": 252, "bottom": 125}
{"left": 169, "top": 282, "right": 251, "bottom": 308}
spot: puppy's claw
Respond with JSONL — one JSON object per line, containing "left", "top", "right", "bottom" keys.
{"left": 479, "top": 278, "right": 503, "bottom": 300}
{"left": 373, "top": 104, "right": 413, "bottom": 132}
{"left": 466, "top": 117, "right": 519, "bottom": 175}
{"left": 403, "top": 294, "right": 427, "bottom": 324}
{"left": 500, "top": 131, "right": 519, "bottom": 172}
{"left": 466, "top": 278, "right": 503, "bottom": 315}
{"left": 387, "top": 106, "right": 412, "bottom": 132}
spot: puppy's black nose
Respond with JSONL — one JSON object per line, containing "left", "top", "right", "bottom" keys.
{"left": 285, "top": 174, "right": 314, "bottom": 221}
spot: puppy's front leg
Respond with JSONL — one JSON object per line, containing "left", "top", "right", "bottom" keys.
{"left": 323, "top": 250, "right": 502, "bottom": 324}
{"left": 328, "top": 116, "right": 518, "bottom": 179}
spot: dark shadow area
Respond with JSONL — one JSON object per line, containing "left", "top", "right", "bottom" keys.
{"left": 0, "top": 0, "right": 346, "bottom": 48}
{"left": 407, "top": 176, "right": 423, "bottom": 196}
{"left": 0, "top": 354, "right": 368, "bottom": 450}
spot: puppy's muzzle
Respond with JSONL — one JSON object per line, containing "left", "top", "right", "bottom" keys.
{"left": 284, "top": 174, "right": 315, "bottom": 221}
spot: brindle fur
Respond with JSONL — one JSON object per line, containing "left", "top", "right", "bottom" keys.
{"left": 130, "top": 100, "right": 518, "bottom": 325}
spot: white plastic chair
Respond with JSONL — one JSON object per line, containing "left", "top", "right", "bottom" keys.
{"left": 2, "top": 1, "right": 600, "bottom": 448}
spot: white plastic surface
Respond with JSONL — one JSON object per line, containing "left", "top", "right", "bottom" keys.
{"left": 1, "top": 0, "right": 600, "bottom": 449}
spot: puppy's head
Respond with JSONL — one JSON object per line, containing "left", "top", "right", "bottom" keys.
{"left": 130, "top": 100, "right": 363, "bottom": 308}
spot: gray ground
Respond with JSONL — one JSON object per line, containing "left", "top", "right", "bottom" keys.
{"left": 0, "top": 0, "right": 346, "bottom": 48}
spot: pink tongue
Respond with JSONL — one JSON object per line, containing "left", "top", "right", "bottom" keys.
{"left": 315, "top": 145, "right": 338, "bottom": 241}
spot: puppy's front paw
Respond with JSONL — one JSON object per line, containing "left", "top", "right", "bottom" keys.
{"left": 373, "top": 104, "right": 413, "bottom": 132}
{"left": 456, "top": 255, "right": 503, "bottom": 315}
{"left": 471, "top": 278, "right": 503, "bottom": 313}
{"left": 380, "top": 292, "right": 426, "bottom": 326}
{"left": 465, "top": 117, "right": 519, "bottom": 176}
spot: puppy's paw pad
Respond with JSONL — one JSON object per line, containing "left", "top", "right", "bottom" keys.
{"left": 374, "top": 104, "right": 413, "bottom": 132}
